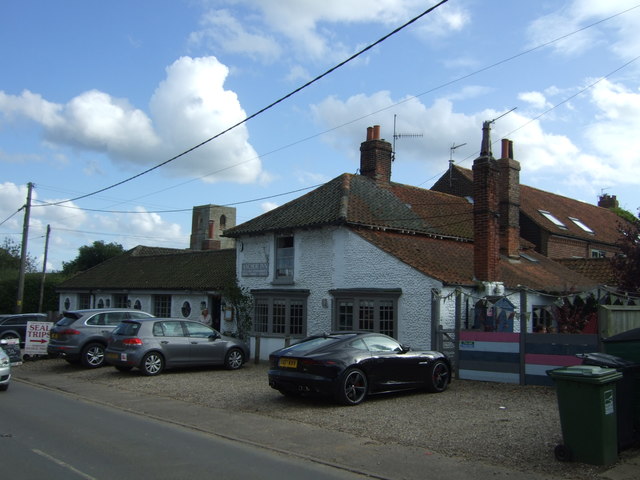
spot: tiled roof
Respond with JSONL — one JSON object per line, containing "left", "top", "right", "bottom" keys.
{"left": 225, "top": 174, "right": 474, "bottom": 240}
{"left": 557, "top": 257, "right": 616, "bottom": 285}
{"left": 434, "top": 164, "right": 625, "bottom": 245}
{"left": 355, "top": 228, "right": 597, "bottom": 292}
{"left": 58, "top": 246, "right": 236, "bottom": 290}
{"left": 520, "top": 186, "right": 622, "bottom": 245}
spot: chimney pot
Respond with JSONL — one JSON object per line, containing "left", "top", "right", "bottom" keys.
{"left": 366, "top": 127, "right": 373, "bottom": 141}
{"left": 373, "top": 125, "right": 381, "bottom": 140}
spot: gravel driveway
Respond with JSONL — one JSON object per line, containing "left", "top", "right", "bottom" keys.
{"left": 13, "top": 357, "right": 638, "bottom": 479}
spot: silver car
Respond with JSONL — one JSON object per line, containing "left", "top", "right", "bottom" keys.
{"left": 105, "top": 318, "right": 250, "bottom": 376}
{"left": 0, "top": 347, "right": 10, "bottom": 391}
{"left": 47, "top": 309, "right": 154, "bottom": 368}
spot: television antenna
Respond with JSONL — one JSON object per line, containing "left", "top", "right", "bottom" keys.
{"left": 449, "top": 142, "right": 467, "bottom": 164}
{"left": 392, "top": 114, "right": 422, "bottom": 161}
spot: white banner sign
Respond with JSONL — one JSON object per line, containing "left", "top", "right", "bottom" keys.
{"left": 25, "top": 321, "right": 53, "bottom": 356}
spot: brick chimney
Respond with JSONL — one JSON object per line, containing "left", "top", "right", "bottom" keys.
{"left": 473, "top": 121, "right": 500, "bottom": 282}
{"left": 360, "top": 125, "right": 393, "bottom": 184}
{"left": 497, "top": 138, "right": 521, "bottom": 258}
{"left": 598, "top": 193, "right": 619, "bottom": 209}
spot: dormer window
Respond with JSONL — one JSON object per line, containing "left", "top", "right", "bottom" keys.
{"left": 539, "top": 210, "right": 567, "bottom": 229}
{"left": 569, "top": 217, "right": 594, "bottom": 234}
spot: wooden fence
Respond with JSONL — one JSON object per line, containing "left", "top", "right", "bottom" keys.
{"left": 458, "top": 331, "right": 600, "bottom": 386}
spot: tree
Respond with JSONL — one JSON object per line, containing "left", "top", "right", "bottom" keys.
{"left": 0, "top": 237, "right": 37, "bottom": 275}
{"left": 221, "top": 277, "right": 253, "bottom": 341}
{"left": 62, "top": 241, "right": 124, "bottom": 275}
{"left": 611, "top": 215, "right": 640, "bottom": 295}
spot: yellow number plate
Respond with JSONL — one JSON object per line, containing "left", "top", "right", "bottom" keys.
{"left": 278, "top": 358, "right": 298, "bottom": 369}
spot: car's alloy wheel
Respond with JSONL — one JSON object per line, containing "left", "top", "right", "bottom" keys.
{"left": 225, "top": 348, "right": 244, "bottom": 370}
{"left": 141, "top": 352, "right": 164, "bottom": 376}
{"left": 81, "top": 343, "right": 105, "bottom": 368}
{"left": 337, "top": 368, "right": 368, "bottom": 406}
{"left": 1, "top": 333, "right": 19, "bottom": 342}
{"left": 426, "top": 360, "right": 450, "bottom": 393}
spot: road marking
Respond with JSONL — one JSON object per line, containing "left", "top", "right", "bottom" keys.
{"left": 32, "top": 449, "right": 99, "bottom": 480}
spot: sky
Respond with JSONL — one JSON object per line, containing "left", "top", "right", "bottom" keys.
{"left": 2, "top": 0, "right": 640, "bottom": 272}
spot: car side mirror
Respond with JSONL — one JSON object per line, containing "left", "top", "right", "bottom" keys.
{"left": 400, "top": 344, "right": 411, "bottom": 353}
{"left": 209, "top": 333, "right": 220, "bottom": 341}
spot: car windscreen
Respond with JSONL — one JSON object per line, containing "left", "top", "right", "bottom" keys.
{"left": 112, "top": 322, "right": 141, "bottom": 336}
{"left": 286, "top": 336, "right": 344, "bottom": 354}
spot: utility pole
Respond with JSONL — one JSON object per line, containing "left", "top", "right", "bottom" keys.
{"left": 38, "top": 224, "right": 51, "bottom": 313}
{"left": 16, "top": 182, "right": 33, "bottom": 314}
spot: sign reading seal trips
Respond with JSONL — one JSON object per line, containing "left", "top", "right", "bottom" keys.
{"left": 25, "top": 321, "right": 53, "bottom": 356}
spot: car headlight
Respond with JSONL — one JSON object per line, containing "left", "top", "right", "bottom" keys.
{"left": 0, "top": 357, "right": 9, "bottom": 367}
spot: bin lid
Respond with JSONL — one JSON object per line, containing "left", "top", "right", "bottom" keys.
{"left": 577, "top": 352, "right": 635, "bottom": 368}
{"left": 603, "top": 327, "right": 640, "bottom": 343}
{"left": 547, "top": 365, "right": 623, "bottom": 384}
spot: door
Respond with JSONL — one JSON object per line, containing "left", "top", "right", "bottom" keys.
{"left": 156, "top": 321, "right": 191, "bottom": 365}
{"left": 183, "top": 321, "right": 227, "bottom": 365}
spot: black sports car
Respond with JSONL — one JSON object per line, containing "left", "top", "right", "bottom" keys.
{"left": 268, "top": 332, "right": 451, "bottom": 405}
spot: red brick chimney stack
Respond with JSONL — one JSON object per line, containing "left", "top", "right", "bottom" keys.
{"left": 473, "top": 121, "right": 500, "bottom": 282}
{"left": 497, "top": 138, "right": 521, "bottom": 258}
{"left": 360, "top": 125, "right": 393, "bottom": 185}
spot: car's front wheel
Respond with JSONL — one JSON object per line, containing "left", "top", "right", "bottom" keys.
{"left": 224, "top": 348, "right": 244, "bottom": 370}
{"left": 425, "top": 359, "right": 450, "bottom": 393}
{"left": 0, "top": 384, "right": 8, "bottom": 392}
{"left": 141, "top": 352, "right": 164, "bottom": 376}
{"left": 81, "top": 343, "right": 105, "bottom": 368}
{"left": 336, "top": 368, "right": 368, "bottom": 406}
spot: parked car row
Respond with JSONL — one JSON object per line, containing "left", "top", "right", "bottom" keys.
{"left": 46, "top": 309, "right": 249, "bottom": 375}
{"left": 41, "top": 309, "right": 451, "bottom": 406}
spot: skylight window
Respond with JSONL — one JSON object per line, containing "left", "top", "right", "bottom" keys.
{"left": 569, "top": 217, "right": 594, "bottom": 234}
{"left": 538, "top": 210, "right": 567, "bottom": 229}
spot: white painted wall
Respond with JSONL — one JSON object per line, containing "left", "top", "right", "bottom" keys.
{"left": 237, "top": 226, "right": 444, "bottom": 359}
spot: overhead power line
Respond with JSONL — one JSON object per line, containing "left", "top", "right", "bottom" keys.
{"left": 37, "top": 0, "right": 450, "bottom": 208}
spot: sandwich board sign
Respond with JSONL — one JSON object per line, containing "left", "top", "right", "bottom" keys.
{"left": 25, "top": 321, "right": 53, "bottom": 356}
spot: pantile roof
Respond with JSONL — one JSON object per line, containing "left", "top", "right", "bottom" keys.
{"left": 355, "top": 228, "right": 597, "bottom": 291}
{"left": 57, "top": 246, "right": 236, "bottom": 291}
{"left": 433, "top": 164, "right": 625, "bottom": 246}
{"left": 225, "top": 173, "right": 474, "bottom": 240}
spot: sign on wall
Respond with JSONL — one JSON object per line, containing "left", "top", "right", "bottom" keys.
{"left": 242, "top": 262, "right": 269, "bottom": 277}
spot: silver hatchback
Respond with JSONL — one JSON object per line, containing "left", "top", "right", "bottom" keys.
{"left": 105, "top": 318, "right": 250, "bottom": 376}
{"left": 47, "top": 309, "right": 154, "bottom": 368}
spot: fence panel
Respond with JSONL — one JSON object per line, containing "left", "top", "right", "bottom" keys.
{"left": 458, "top": 331, "right": 520, "bottom": 384}
{"left": 524, "top": 333, "right": 599, "bottom": 386}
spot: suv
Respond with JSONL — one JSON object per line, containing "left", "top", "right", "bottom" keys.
{"left": 48, "top": 309, "right": 154, "bottom": 368}
{"left": 0, "top": 313, "right": 48, "bottom": 347}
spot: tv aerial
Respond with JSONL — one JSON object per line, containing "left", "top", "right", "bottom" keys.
{"left": 449, "top": 142, "right": 467, "bottom": 165}
{"left": 392, "top": 114, "right": 422, "bottom": 162}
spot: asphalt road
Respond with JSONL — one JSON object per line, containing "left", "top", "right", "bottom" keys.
{"left": 0, "top": 381, "right": 370, "bottom": 480}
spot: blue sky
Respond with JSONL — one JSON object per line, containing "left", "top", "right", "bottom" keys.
{"left": 2, "top": 0, "right": 640, "bottom": 271}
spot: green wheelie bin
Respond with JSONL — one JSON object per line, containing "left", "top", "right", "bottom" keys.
{"left": 547, "top": 365, "right": 622, "bottom": 465}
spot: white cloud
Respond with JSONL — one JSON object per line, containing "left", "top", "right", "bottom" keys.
{"left": 527, "top": 1, "right": 640, "bottom": 59}
{"left": 260, "top": 201, "right": 279, "bottom": 212}
{"left": 0, "top": 56, "right": 264, "bottom": 184}
{"left": 309, "top": 87, "right": 640, "bottom": 203}
{"left": 189, "top": 9, "right": 281, "bottom": 63}
{"left": 191, "top": 1, "right": 470, "bottom": 64}
{"left": 518, "top": 91, "right": 551, "bottom": 110}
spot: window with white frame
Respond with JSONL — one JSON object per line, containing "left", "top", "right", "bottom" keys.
{"left": 274, "top": 235, "right": 294, "bottom": 283}
{"left": 330, "top": 289, "right": 401, "bottom": 338}
{"left": 251, "top": 289, "right": 308, "bottom": 337}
